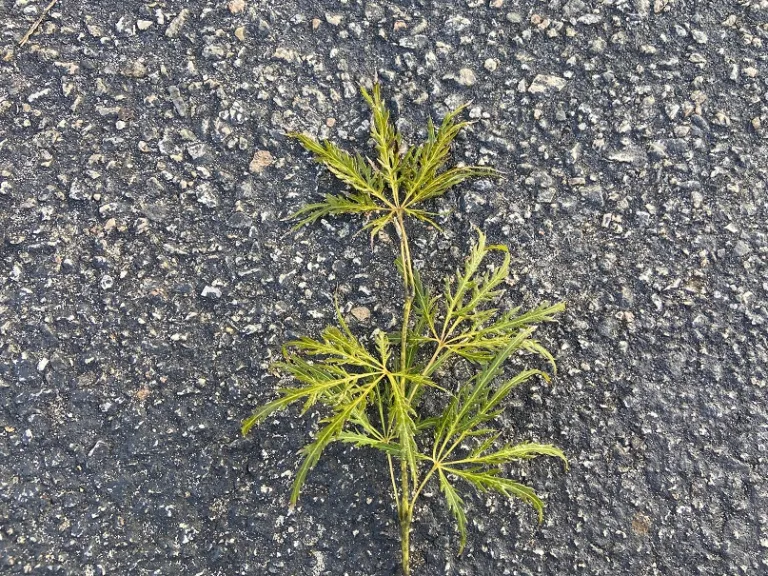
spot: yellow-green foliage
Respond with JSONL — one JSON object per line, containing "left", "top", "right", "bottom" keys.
{"left": 243, "top": 83, "right": 567, "bottom": 575}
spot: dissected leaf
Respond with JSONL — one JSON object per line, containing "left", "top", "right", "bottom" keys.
{"left": 438, "top": 469, "right": 468, "bottom": 553}
{"left": 287, "top": 84, "right": 498, "bottom": 241}
{"left": 290, "top": 193, "right": 385, "bottom": 230}
{"left": 336, "top": 431, "right": 403, "bottom": 457}
{"left": 433, "top": 327, "right": 537, "bottom": 457}
{"left": 360, "top": 84, "right": 401, "bottom": 189}
{"left": 457, "top": 441, "right": 568, "bottom": 468}
{"left": 444, "top": 467, "right": 546, "bottom": 522}
{"left": 388, "top": 373, "right": 420, "bottom": 480}
{"left": 414, "top": 231, "right": 566, "bottom": 372}
{"left": 240, "top": 371, "right": 374, "bottom": 435}
{"left": 291, "top": 376, "right": 383, "bottom": 505}
{"left": 402, "top": 105, "right": 499, "bottom": 207}
{"left": 288, "top": 133, "right": 386, "bottom": 200}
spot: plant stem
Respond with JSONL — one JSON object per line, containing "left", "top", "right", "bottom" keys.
{"left": 399, "top": 505, "right": 413, "bottom": 576}
{"left": 398, "top": 463, "right": 439, "bottom": 576}
{"left": 394, "top": 208, "right": 418, "bottom": 575}
{"left": 396, "top": 210, "right": 415, "bottom": 368}
{"left": 401, "top": 469, "right": 410, "bottom": 576}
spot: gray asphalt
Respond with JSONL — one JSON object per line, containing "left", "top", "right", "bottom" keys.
{"left": 1, "top": 1, "right": 767, "bottom": 575}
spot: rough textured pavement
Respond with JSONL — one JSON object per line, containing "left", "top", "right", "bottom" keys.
{"left": 1, "top": 1, "right": 767, "bottom": 575}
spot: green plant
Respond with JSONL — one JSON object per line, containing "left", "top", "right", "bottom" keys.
{"left": 242, "top": 84, "right": 567, "bottom": 575}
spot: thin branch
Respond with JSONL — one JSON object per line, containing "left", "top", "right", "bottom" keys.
{"left": 18, "top": 0, "right": 58, "bottom": 48}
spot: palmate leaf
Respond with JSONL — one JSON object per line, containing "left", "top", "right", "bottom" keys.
{"left": 242, "top": 300, "right": 392, "bottom": 500}
{"left": 433, "top": 328, "right": 537, "bottom": 457}
{"left": 418, "top": 230, "right": 565, "bottom": 372}
{"left": 427, "top": 228, "right": 512, "bottom": 361}
{"left": 434, "top": 435, "right": 566, "bottom": 551}
{"left": 428, "top": 334, "right": 567, "bottom": 552}
{"left": 437, "top": 441, "right": 564, "bottom": 553}
{"left": 287, "top": 83, "right": 498, "bottom": 240}
{"left": 241, "top": 307, "right": 383, "bottom": 435}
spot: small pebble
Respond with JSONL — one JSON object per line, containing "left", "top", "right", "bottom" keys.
{"left": 201, "top": 286, "right": 222, "bottom": 299}
{"left": 528, "top": 74, "right": 567, "bottom": 94}
{"left": 249, "top": 150, "right": 273, "bottom": 174}
{"left": 325, "top": 13, "right": 343, "bottom": 26}
{"left": 228, "top": 0, "right": 246, "bottom": 14}
{"left": 457, "top": 68, "right": 477, "bottom": 86}
{"left": 351, "top": 307, "right": 371, "bottom": 322}
{"left": 733, "top": 241, "right": 751, "bottom": 257}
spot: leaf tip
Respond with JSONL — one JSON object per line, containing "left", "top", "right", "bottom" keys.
{"left": 241, "top": 416, "right": 256, "bottom": 436}
{"left": 456, "top": 537, "right": 467, "bottom": 556}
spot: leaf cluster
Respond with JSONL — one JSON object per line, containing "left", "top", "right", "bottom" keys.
{"left": 287, "top": 83, "right": 497, "bottom": 237}
{"left": 243, "top": 83, "right": 567, "bottom": 572}
{"left": 245, "top": 230, "right": 565, "bottom": 549}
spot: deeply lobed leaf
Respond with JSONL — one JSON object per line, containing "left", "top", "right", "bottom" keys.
{"left": 287, "top": 84, "right": 498, "bottom": 239}
{"left": 288, "top": 133, "right": 386, "bottom": 199}
{"left": 443, "top": 467, "right": 546, "bottom": 522}
{"left": 438, "top": 470, "right": 468, "bottom": 553}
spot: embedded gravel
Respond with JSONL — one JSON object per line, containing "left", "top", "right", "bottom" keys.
{"left": 1, "top": 1, "right": 767, "bottom": 575}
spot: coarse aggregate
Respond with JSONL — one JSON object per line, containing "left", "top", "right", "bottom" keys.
{"left": 1, "top": 1, "right": 767, "bottom": 575}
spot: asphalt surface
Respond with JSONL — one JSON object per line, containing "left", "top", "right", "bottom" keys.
{"left": 1, "top": 1, "right": 767, "bottom": 575}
